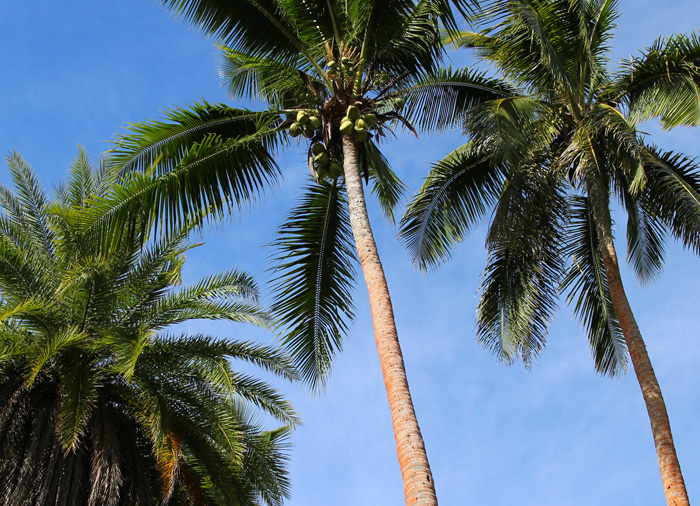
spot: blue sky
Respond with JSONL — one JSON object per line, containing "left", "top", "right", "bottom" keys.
{"left": 2, "top": 1, "right": 699, "bottom": 504}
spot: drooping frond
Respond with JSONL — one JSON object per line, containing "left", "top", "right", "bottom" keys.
{"left": 269, "top": 181, "right": 356, "bottom": 390}
{"left": 560, "top": 195, "right": 627, "bottom": 376}
{"left": 362, "top": 140, "right": 407, "bottom": 224}
{"left": 639, "top": 146, "right": 700, "bottom": 254}
{"left": 399, "top": 143, "right": 504, "bottom": 271}
{"left": 400, "top": 67, "right": 516, "bottom": 132}
{"left": 476, "top": 162, "right": 567, "bottom": 367}
{"left": 622, "top": 188, "right": 667, "bottom": 284}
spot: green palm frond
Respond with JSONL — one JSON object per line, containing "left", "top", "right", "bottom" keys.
{"left": 465, "top": 96, "right": 560, "bottom": 165}
{"left": 613, "top": 31, "right": 700, "bottom": 128}
{"left": 561, "top": 195, "right": 627, "bottom": 376}
{"left": 92, "top": 129, "right": 281, "bottom": 241}
{"left": 476, "top": 163, "right": 567, "bottom": 366}
{"left": 638, "top": 146, "right": 700, "bottom": 254}
{"left": 363, "top": 140, "right": 406, "bottom": 224}
{"left": 2, "top": 152, "right": 55, "bottom": 262}
{"left": 401, "top": 67, "right": 516, "bottom": 132}
{"left": 399, "top": 143, "right": 505, "bottom": 271}
{"left": 220, "top": 48, "right": 326, "bottom": 108}
{"left": 162, "top": 0, "right": 318, "bottom": 67}
{"left": 269, "top": 181, "right": 356, "bottom": 390}
{"left": 623, "top": 191, "right": 667, "bottom": 284}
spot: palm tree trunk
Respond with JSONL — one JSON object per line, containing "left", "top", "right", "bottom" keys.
{"left": 588, "top": 179, "right": 689, "bottom": 506}
{"left": 341, "top": 136, "right": 438, "bottom": 506}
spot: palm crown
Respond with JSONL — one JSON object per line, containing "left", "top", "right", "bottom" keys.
{"left": 399, "top": 0, "right": 700, "bottom": 503}
{"left": 0, "top": 151, "right": 299, "bottom": 505}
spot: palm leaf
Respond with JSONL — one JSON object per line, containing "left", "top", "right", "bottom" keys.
{"left": 560, "top": 195, "right": 627, "bottom": 376}
{"left": 399, "top": 143, "right": 504, "bottom": 271}
{"left": 476, "top": 162, "right": 567, "bottom": 366}
{"left": 269, "top": 180, "right": 356, "bottom": 390}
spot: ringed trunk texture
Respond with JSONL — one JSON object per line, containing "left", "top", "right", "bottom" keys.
{"left": 588, "top": 179, "right": 689, "bottom": 506}
{"left": 341, "top": 136, "right": 438, "bottom": 506}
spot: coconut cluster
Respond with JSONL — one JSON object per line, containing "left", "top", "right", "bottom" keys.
{"left": 311, "top": 142, "right": 342, "bottom": 181}
{"left": 289, "top": 110, "right": 321, "bottom": 138}
{"left": 339, "top": 105, "right": 377, "bottom": 143}
{"left": 326, "top": 56, "right": 354, "bottom": 79}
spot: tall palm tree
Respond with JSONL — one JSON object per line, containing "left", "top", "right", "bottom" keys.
{"left": 0, "top": 151, "right": 299, "bottom": 505}
{"left": 399, "top": 1, "right": 700, "bottom": 504}
{"left": 99, "top": 1, "right": 474, "bottom": 503}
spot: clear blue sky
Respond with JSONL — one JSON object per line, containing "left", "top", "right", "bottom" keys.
{"left": 1, "top": 1, "right": 699, "bottom": 504}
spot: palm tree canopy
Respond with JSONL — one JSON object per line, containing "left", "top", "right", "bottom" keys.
{"left": 399, "top": 0, "right": 700, "bottom": 375}
{"left": 0, "top": 151, "right": 299, "bottom": 506}
{"left": 105, "top": 0, "right": 478, "bottom": 390}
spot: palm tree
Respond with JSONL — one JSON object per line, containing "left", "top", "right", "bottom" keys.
{"left": 399, "top": 1, "right": 700, "bottom": 504}
{"left": 0, "top": 150, "right": 299, "bottom": 505}
{"left": 99, "top": 1, "right": 475, "bottom": 503}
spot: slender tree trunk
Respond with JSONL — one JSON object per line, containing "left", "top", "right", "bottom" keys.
{"left": 587, "top": 178, "right": 690, "bottom": 506}
{"left": 342, "top": 136, "right": 438, "bottom": 506}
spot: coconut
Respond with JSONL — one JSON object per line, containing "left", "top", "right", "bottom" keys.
{"left": 354, "top": 118, "right": 367, "bottom": 131}
{"left": 311, "top": 142, "right": 326, "bottom": 155}
{"left": 328, "top": 161, "right": 343, "bottom": 179}
{"left": 346, "top": 105, "right": 361, "bottom": 121}
{"left": 296, "top": 110, "right": 310, "bottom": 125}
{"left": 328, "top": 61, "right": 337, "bottom": 68}
{"left": 327, "top": 68, "right": 337, "bottom": 77}
{"left": 340, "top": 119, "right": 355, "bottom": 135}
{"left": 341, "top": 57, "right": 350, "bottom": 65}
{"left": 363, "top": 113, "right": 377, "bottom": 128}
{"left": 302, "top": 124, "right": 315, "bottom": 138}
{"left": 394, "top": 97, "right": 405, "bottom": 110}
{"left": 309, "top": 116, "right": 321, "bottom": 129}
{"left": 315, "top": 166, "right": 330, "bottom": 180}
{"left": 314, "top": 152, "right": 330, "bottom": 166}
{"left": 289, "top": 123, "right": 302, "bottom": 137}
{"left": 354, "top": 130, "right": 368, "bottom": 142}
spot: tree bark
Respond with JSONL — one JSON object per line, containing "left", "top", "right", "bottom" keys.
{"left": 587, "top": 178, "right": 690, "bottom": 506}
{"left": 341, "top": 136, "right": 438, "bottom": 506}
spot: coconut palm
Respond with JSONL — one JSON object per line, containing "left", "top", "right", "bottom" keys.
{"left": 0, "top": 151, "right": 299, "bottom": 506}
{"left": 99, "top": 1, "right": 475, "bottom": 503}
{"left": 399, "top": 1, "right": 700, "bottom": 504}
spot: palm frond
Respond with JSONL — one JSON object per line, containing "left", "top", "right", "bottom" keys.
{"left": 399, "top": 143, "right": 505, "bottom": 271}
{"left": 269, "top": 180, "right": 356, "bottom": 390}
{"left": 560, "top": 195, "right": 627, "bottom": 376}
{"left": 400, "top": 67, "right": 516, "bottom": 132}
{"left": 476, "top": 163, "right": 567, "bottom": 367}
{"left": 362, "top": 140, "right": 406, "bottom": 224}
{"left": 613, "top": 31, "right": 700, "bottom": 128}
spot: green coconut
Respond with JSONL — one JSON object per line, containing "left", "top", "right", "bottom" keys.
{"left": 340, "top": 119, "right": 355, "bottom": 135}
{"left": 328, "top": 60, "right": 337, "bottom": 68}
{"left": 314, "top": 152, "right": 330, "bottom": 166}
{"left": 289, "top": 122, "right": 302, "bottom": 137}
{"left": 354, "top": 118, "right": 367, "bottom": 131}
{"left": 302, "top": 124, "right": 315, "bottom": 138}
{"left": 327, "top": 68, "right": 337, "bottom": 77}
{"left": 309, "top": 116, "right": 321, "bottom": 129}
{"left": 340, "top": 57, "right": 351, "bottom": 65}
{"left": 363, "top": 113, "right": 377, "bottom": 128}
{"left": 311, "top": 142, "right": 326, "bottom": 155}
{"left": 394, "top": 97, "right": 405, "bottom": 110}
{"left": 354, "top": 130, "right": 368, "bottom": 142}
{"left": 315, "top": 166, "right": 330, "bottom": 180}
{"left": 296, "top": 110, "right": 310, "bottom": 125}
{"left": 328, "top": 161, "right": 343, "bottom": 179}
{"left": 346, "top": 105, "right": 361, "bottom": 121}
